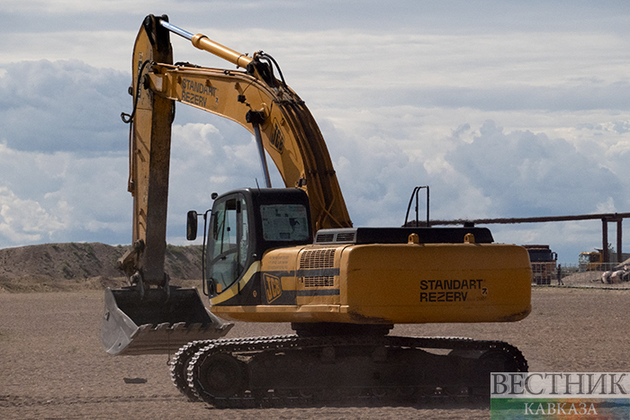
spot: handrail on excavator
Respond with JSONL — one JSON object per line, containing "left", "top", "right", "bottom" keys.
{"left": 159, "top": 19, "right": 253, "bottom": 69}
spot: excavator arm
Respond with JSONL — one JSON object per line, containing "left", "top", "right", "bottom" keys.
{"left": 118, "top": 15, "right": 174, "bottom": 288}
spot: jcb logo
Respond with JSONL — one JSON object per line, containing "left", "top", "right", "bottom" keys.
{"left": 270, "top": 119, "right": 285, "bottom": 153}
{"left": 263, "top": 274, "right": 283, "bottom": 303}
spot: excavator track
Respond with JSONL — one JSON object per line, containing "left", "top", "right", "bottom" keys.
{"left": 170, "top": 340, "right": 211, "bottom": 401}
{"left": 170, "top": 337, "right": 249, "bottom": 401}
{"left": 175, "top": 334, "right": 527, "bottom": 408}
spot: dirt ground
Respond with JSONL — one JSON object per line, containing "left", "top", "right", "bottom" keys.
{"left": 1, "top": 286, "right": 630, "bottom": 419}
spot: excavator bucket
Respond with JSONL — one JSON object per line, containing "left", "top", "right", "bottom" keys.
{"left": 102, "top": 286, "right": 232, "bottom": 356}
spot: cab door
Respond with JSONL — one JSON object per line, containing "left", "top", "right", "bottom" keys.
{"left": 207, "top": 193, "right": 250, "bottom": 295}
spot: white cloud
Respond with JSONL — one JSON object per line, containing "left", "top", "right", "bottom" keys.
{"left": 2, "top": 0, "right": 170, "bottom": 14}
{"left": 165, "top": 118, "right": 287, "bottom": 241}
{"left": 443, "top": 120, "right": 625, "bottom": 217}
{"left": 0, "top": 186, "right": 65, "bottom": 244}
{"left": 0, "top": 2, "right": 628, "bottom": 266}
{"left": 0, "top": 60, "right": 129, "bottom": 152}
{"left": 0, "top": 145, "right": 130, "bottom": 247}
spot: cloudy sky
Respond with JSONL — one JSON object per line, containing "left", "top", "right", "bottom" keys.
{"left": 0, "top": 1, "right": 629, "bottom": 264}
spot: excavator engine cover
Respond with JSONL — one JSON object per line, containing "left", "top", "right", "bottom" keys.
{"left": 102, "top": 286, "right": 232, "bottom": 356}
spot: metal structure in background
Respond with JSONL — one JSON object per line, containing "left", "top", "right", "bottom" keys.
{"left": 404, "top": 186, "right": 430, "bottom": 228}
{"left": 431, "top": 212, "right": 630, "bottom": 263}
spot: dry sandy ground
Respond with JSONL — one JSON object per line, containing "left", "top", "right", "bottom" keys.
{"left": 1, "top": 287, "right": 629, "bottom": 419}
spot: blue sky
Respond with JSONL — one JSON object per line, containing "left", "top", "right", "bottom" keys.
{"left": 0, "top": 1, "right": 629, "bottom": 264}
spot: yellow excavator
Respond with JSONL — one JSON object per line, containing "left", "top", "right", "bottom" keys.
{"left": 102, "top": 15, "right": 532, "bottom": 406}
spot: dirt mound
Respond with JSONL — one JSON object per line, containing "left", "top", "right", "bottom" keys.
{"left": 558, "top": 270, "right": 630, "bottom": 289}
{"left": 561, "top": 270, "right": 602, "bottom": 285}
{"left": 0, "top": 243, "right": 203, "bottom": 293}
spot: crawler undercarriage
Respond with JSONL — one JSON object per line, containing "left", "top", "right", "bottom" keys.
{"left": 169, "top": 333, "right": 527, "bottom": 408}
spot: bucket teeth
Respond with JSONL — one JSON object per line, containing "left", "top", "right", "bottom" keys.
{"left": 102, "top": 286, "right": 232, "bottom": 356}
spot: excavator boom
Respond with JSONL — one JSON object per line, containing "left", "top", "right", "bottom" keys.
{"left": 144, "top": 20, "right": 352, "bottom": 231}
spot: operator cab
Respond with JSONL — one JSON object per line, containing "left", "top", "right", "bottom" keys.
{"left": 188, "top": 188, "right": 312, "bottom": 297}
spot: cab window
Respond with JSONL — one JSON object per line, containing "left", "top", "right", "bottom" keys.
{"left": 260, "top": 204, "right": 309, "bottom": 241}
